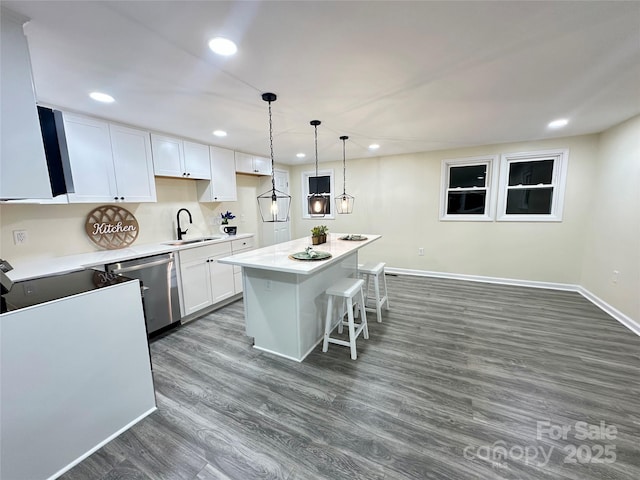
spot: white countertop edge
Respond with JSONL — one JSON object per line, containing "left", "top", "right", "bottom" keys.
{"left": 7, "top": 233, "right": 254, "bottom": 282}
{"left": 218, "top": 233, "right": 381, "bottom": 275}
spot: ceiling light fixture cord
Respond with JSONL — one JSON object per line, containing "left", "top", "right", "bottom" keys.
{"left": 268, "top": 98, "right": 275, "bottom": 193}
{"left": 341, "top": 135, "right": 348, "bottom": 195}
{"left": 313, "top": 121, "right": 320, "bottom": 177}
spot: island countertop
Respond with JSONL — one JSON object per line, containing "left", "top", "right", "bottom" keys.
{"left": 218, "top": 233, "right": 381, "bottom": 275}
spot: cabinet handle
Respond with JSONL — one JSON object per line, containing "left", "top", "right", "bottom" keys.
{"left": 120, "top": 197, "right": 125, "bottom": 201}
{"left": 113, "top": 196, "right": 118, "bottom": 200}
{"left": 183, "top": 172, "right": 187, "bottom": 176}
{"left": 187, "top": 173, "right": 191, "bottom": 176}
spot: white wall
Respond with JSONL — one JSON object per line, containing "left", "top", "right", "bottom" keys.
{"left": 580, "top": 115, "right": 640, "bottom": 321}
{"left": 0, "top": 175, "right": 262, "bottom": 263}
{"left": 290, "top": 134, "right": 600, "bottom": 285}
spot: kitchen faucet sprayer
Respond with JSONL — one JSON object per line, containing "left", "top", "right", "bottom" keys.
{"left": 176, "top": 208, "right": 192, "bottom": 240}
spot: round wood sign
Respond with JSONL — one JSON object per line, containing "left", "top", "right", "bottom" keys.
{"left": 85, "top": 205, "right": 139, "bottom": 250}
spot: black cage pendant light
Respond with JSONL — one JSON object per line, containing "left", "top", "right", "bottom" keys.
{"left": 335, "top": 135, "right": 355, "bottom": 214}
{"left": 307, "top": 120, "right": 329, "bottom": 217}
{"left": 257, "top": 93, "right": 291, "bottom": 222}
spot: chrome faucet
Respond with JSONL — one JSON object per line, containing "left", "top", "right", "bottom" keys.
{"left": 176, "top": 208, "right": 192, "bottom": 240}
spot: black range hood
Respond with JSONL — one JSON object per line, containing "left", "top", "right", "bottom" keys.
{"left": 37, "top": 106, "right": 74, "bottom": 197}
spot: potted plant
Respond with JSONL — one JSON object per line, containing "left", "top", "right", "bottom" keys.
{"left": 311, "top": 225, "right": 328, "bottom": 245}
{"left": 219, "top": 211, "right": 236, "bottom": 234}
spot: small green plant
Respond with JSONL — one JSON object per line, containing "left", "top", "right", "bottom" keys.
{"left": 311, "top": 225, "right": 328, "bottom": 237}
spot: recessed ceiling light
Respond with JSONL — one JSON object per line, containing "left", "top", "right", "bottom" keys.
{"left": 89, "top": 92, "right": 115, "bottom": 103}
{"left": 212, "top": 130, "right": 227, "bottom": 137}
{"left": 369, "top": 144, "right": 380, "bottom": 150}
{"left": 208, "top": 37, "right": 237, "bottom": 56}
{"left": 296, "top": 153, "right": 306, "bottom": 158}
{"left": 548, "top": 118, "right": 569, "bottom": 129}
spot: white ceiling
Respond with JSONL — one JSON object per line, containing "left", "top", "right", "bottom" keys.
{"left": 4, "top": 0, "right": 640, "bottom": 165}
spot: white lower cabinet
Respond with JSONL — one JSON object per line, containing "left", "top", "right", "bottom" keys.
{"left": 231, "top": 236, "right": 255, "bottom": 293}
{"left": 178, "top": 242, "right": 234, "bottom": 317}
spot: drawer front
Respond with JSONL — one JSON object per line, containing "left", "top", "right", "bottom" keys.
{"left": 179, "top": 242, "right": 232, "bottom": 263}
{"left": 231, "top": 236, "right": 254, "bottom": 252}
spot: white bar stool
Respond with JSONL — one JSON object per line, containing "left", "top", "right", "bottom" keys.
{"left": 322, "top": 278, "right": 369, "bottom": 360}
{"left": 359, "top": 262, "right": 390, "bottom": 322}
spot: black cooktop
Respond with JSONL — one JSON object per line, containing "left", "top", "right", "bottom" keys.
{"left": 1, "top": 269, "right": 135, "bottom": 314}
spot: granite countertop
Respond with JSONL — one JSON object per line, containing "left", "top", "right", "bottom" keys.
{"left": 6, "top": 233, "right": 253, "bottom": 282}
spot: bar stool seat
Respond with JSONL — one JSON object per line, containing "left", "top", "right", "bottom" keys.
{"left": 322, "top": 278, "right": 369, "bottom": 360}
{"left": 359, "top": 262, "right": 390, "bottom": 322}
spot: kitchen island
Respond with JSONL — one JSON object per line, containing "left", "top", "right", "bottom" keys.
{"left": 219, "top": 233, "right": 380, "bottom": 361}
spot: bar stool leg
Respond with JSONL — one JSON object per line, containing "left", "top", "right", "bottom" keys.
{"left": 359, "top": 287, "right": 369, "bottom": 340}
{"left": 383, "top": 271, "right": 390, "bottom": 310}
{"left": 322, "top": 295, "right": 334, "bottom": 353}
{"left": 346, "top": 297, "right": 357, "bottom": 360}
{"left": 373, "top": 273, "right": 382, "bottom": 322}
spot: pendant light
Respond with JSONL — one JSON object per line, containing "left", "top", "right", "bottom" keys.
{"left": 335, "top": 135, "right": 355, "bottom": 214}
{"left": 257, "top": 93, "right": 291, "bottom": 222}
{"left": 307, "top": 120, "right": 329, "bottom": 217}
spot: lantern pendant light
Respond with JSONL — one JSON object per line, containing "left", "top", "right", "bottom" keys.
{"left": 307, "top": 120, "right": 329, "bottom": 217}
{"left": 257, "top": 93, "right": 291, "bottom": 222}
{"left": 335, "top": 135, "right": 355, "bottom": 214}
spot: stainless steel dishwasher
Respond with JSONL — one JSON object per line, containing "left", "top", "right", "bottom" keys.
{"left": 106, "top": 252, "right": 181, "bottom": 336}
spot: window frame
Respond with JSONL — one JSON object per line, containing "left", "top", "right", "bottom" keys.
{"left": 440, "top": 155, "right": 498, "bottom": 222}
{"left": 301, "top": 168, "right": 335, "bottom": 219}
{"left": 496, "top": 149, "right": 569, "bottom": 222}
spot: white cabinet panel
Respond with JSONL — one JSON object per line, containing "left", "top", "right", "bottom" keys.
{"left": 178, "top": 242, "right": 235, "bottom": 316}
{"left": 150, "top": 134, "right": 184, "bottom": 177}
{"left": 235, "top": 152, "right": 272, "bottom": 176}
{"left": 180, "top": 257, "right": 213, "bottom": 316}
{"left": 64, "top": 114, "right": 117, "bottom": 203}
{"left": 254, "top": 156, "right": 272, "bottom": 176}
{"left": 183, "top": 141, "right": 211, "bottom": 179}
{"left": 0, "top": 9, "right": 52, "bottom": 200}
{"left": 197, "top": 146, "right": 237, "bottom": 202}
{"left": 64, "top": 113, "right": 156, "bottom": 203}
{"left": 151, "top": 134, "right": 211, "bottom": 180}
{"left": 110, "top": 124, "right": 156, "bottom": 202}
{"left": 209, "top": 257, "right": 235, "bottom": 302}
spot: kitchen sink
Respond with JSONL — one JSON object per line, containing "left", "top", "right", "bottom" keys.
{"left": 163, "top": 236, "right": 222, "bottom": 246}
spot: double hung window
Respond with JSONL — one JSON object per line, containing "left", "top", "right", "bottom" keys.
{"left": 440, "top": 156, "right": 497, "bottom": 221}
{"left": 496, "top": 149, "right": 569, "bottom": 221}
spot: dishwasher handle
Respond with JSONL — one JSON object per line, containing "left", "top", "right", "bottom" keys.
{"left": 110, "top": 257, "right": 173, "bottom": 274}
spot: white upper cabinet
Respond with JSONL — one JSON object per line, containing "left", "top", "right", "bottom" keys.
{"left": 109, "top": 124, "right": 156, "bottom": 202}
{"left": 235, "top": 152, "right": 272, "bottom": 176}
{"left": 150, "top": 134, "right": 211, "bottom": 180}
{"left": 0, "top": 9, "right": 52, "bottom": 200}
{"left": 183, "top": 141, "right": 211, "bottom": 179}
{"left": 253, "top": 156, "right": 272, "bottom": 175}
{"left": 197, "top": 146, "right": 237, "bottom": 202}
{"left": 64, "top": 113, "right": 156, "bottom": 203}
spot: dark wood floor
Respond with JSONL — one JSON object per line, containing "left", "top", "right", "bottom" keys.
{"left": 61, "top": 274, "right": 640, "bottom": 480}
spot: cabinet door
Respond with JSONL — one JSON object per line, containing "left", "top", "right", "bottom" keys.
{"left": 208, "top": 146, "right": 237, "bottom": 201}
{"left": 64, "top": 114, "right": 117, "bottom": 203}
{"left": 0, "top": 12, "right": 52, "bottom": 200}
{"left": 151, "top": 134, "right": 184, "bottom": 177}
{"left": 179, "top": 258, "right": 213, "bottom": 315}
{"left": 234, "top": 152, "right": 254, "bottom": 174}
{"left": 110, "top": 125, "right": 157, "bottom": 202}
{"left": 254, "top": 156, "right": 272, "bottom": 176}
{"left": 209, "top": 256, "right": 235, "bottom": 302}
{"left": 183, "top": 141, "right": 211, "bottom": 179}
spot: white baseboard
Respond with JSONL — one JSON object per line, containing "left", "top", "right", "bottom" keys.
{"left": 386, "top": 267, "right": 640, "bottom": 337}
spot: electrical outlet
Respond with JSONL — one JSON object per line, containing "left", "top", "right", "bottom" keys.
{"left": 612, "top": 270, "right": 619, "bottom": 284}
{"left": 418, "top": 247, "right": 424, "bottom": 256}
{"left": 13, "top": 230, "right": 28, "bottom": 245}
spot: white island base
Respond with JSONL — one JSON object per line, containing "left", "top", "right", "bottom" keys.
{"left": 220, "top": 234, "right": 380, "bottom": 362}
